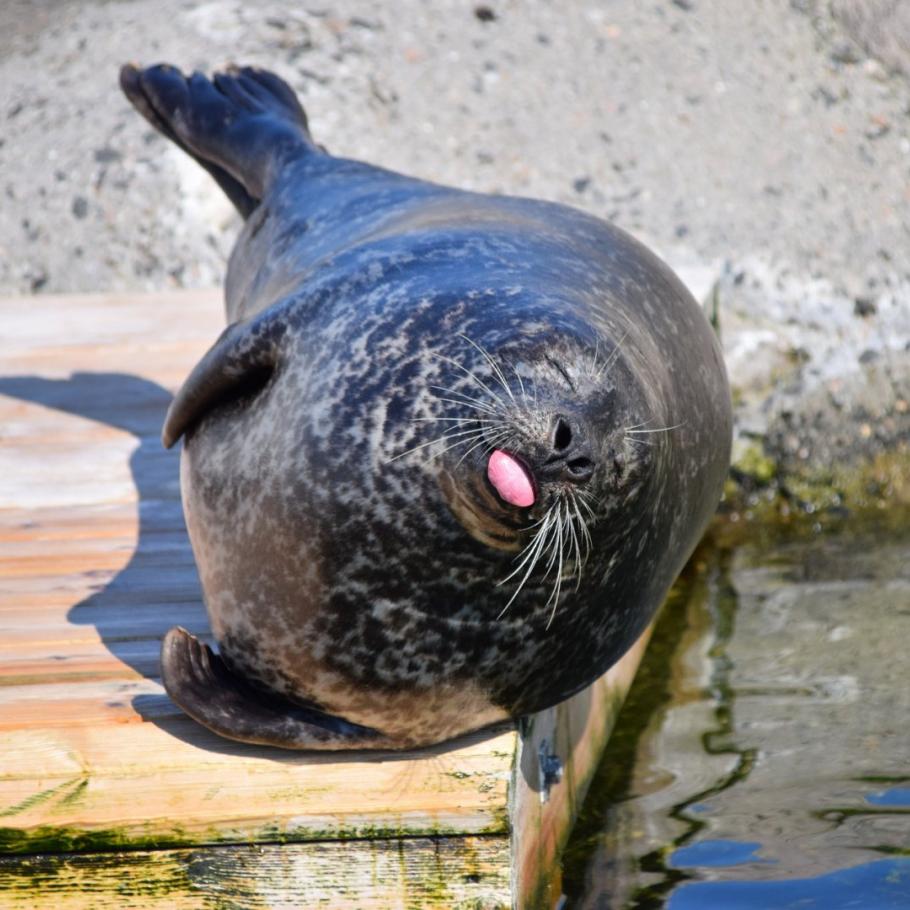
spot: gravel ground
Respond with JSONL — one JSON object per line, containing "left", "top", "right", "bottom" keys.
{"left": 1, "top": 0, "right": 908, "bottom": 489}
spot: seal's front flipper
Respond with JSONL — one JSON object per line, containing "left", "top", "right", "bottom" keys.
{"left": 161, "top": 305, "right": 289, "bottom": 447}
{"left": 161, "top": 627, "right": 393, "bottom": 750}
{"left": 120, "top": 63, "right": 318, "bottom": 216}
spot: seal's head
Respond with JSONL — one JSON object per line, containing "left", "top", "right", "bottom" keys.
{"left": 419, "top": 327, "right": 664, "bottom": 622}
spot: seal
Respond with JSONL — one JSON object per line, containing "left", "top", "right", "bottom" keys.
{"left": 120, "top": 63, "right": 732, "bottom": 750}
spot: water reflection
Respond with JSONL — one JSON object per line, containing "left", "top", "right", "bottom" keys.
{"left": 669, "top": 858, "right": 910, "bottom": 910}
{"left": 562, "top": 523, "right": 910, "bottom": 908}
{"left": 867, "top": 788, "right": 910, "bottom": 808}
{"left": 669, "top": 839, "right": 768, "bottom": 869}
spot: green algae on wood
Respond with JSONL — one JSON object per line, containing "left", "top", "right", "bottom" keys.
{"left": 0, "top": 815, "right": 513, "bottom": 857}
{"left": 0, "top": 781, "right": 89, "bottom": 821}
{"left": 0, "top": 837, "right": 511, "bottom": 910}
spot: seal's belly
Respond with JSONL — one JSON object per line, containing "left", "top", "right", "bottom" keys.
{"left": 223, "top": 621, "right": 509, "bottom": 745}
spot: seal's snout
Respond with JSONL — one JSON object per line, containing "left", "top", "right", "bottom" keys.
{"left": 486, "top": 416, "right": 597, "bottom": 507}
{"left": 487, "top": 450, "right": 536, "bottom": 507}
{"left": 542, "top": 416, "right": 596, "bottom": 485}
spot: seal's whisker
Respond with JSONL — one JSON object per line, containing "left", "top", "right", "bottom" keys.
{"left": 595, "top": 329, "right": 630, "bottom": 379}
{"left": 508, "top": 361, "right": 527, "bottom": 402}
{"left": 456, "top": 334, "right": 516, "bottom": 405}
{"left": 498, "top": 527, "right": 551, "bottom": 618}
{"left": 493, "top": 429, "right": 524, "bottom": 456}
{"left": 563, "top": 498, "right": 585, "bottom": 591}
{"left": 410, "top": 416, "right": 501, "bottom": 424}
{"left": 481, "top": 428, "right": 515, "bottom": 448}
{"left": 432, "top": 430, "right": 500, "bottom": 459}
{"left": 544, "top": 506, "right": 566, "bottom": 628}
{"left": 575, "top": 490, "right": 598, "bottom": 519}
{"left": 429, "top": 387, "right": 503, "bottom": 418}
{"left": 562, "top": 501, "right": 582, "bottom": 593}
{"left": 570, "top": 509, "right": 583, "bottom": 594}
{"left": 387, "top": 426, "right": 490, "bottom": 462}
{"left": 543, "top": 504, "right": 563, "bottom": 578}
{"left": 431, "top": 353, "right": 508, "bottom": 412}
{"left": 625, "top": 436, "right": 655, "bottom": 447}
{"left": 478, "top": 435, "right": 511, "bottom": 462}
{"left": 436, "top": 364, "right": 506, "bottom": 409}
{"left": 516, "top": 513, "right": 551, "bottom": 534}
{"left": 428, "top": 398, "right": 501, "bottom": 422}
{"left": 577, "top": 503, "right": 591, "bottom": 558}
{"left": 437, "top": 419, "right": 512, "bottom": 449}
{"left": 543, "top": 504, "right": 558, "bottom": 563}
{"left": 589, "top": 339, "right": 601, "bottom": 380}
{"left": 497, "top": 510, "right": 555, "bottom": 617}
{"left": 625, "top": 422, "right": 683, "bottom": 434}
{"left": 569, "top": 495, "right": 593, "bottom": 559}
{"left": 455, "top": 428, "right": 511, "bottom": 467}
{"left": 500, "top": 512, "right": 552, "bottom": 585}
{"left": 418, "top": 433, "right": 501, "bottom": 465}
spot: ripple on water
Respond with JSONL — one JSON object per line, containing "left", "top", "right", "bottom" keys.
{"left": 561, "top": 523, "right": 910, "bottom": 908}
{"left": 867, "top": 787, "right": 910, "bottom": 808}
{"left": 668, "top": 858, "right": 910, "bottom": 910}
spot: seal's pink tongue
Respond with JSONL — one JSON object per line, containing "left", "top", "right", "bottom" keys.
{"left": 487, "top": 449, "right": 535, "bottom": 507}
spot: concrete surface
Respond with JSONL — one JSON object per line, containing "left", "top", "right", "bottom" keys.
{"left": 1, "top": 0, "right": 908, "bottom": 493}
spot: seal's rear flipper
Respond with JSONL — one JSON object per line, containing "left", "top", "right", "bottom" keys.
{"left": 120, "top": 63, "right": 317, "bottom": 217}
{"left": 161, "top": 627, "right": 394, "bottom": 750}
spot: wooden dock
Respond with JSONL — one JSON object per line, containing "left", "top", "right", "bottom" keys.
{"left": 0, "top": 291, "right": 649, "bottom": 909}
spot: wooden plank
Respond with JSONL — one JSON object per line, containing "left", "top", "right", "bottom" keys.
{"left": 0, "top": 639, "right": 166, "bottom": 685}
{"left": 0, "top": 726, "right": 514, "bottom": 854}
{"left": 0, "top": 503, "right": 178, "bottom": 542}
{"left": 0, "top": 292, "right": 515, "bottom": 858}
{"left": 509, "top": 631, "right": 652, "bottom": 909}
{"left": 0, "top": 837, "right": 511, "bottom": 910}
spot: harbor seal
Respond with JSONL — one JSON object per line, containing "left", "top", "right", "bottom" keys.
{"left": 120, "top": 63, "right": 732, "bottom": 750}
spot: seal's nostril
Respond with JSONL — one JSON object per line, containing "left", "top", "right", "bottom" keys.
{"left": 553, "top": 417, "right": 572, "bottom": 452}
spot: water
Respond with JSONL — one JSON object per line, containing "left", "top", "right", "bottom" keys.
{"left": 562, "top": 518, "right": 910, "bottom": 908}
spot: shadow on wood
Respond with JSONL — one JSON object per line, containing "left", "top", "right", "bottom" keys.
{"left": 0, "top": 372, "right": 200, "bottom": 724}
{"left": 0, "top": 369, "right": 511, "bottom": 762}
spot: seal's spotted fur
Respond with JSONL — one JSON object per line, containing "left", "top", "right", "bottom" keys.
{"left": 121, "top": 63, "right": 732, "bottom": 749}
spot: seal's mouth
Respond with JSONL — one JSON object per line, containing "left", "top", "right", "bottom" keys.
{"left": 486, "top": 449, "right": 536, "bottom": 508}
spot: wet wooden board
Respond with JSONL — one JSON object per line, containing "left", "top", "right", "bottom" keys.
{"left": 0, "top": 291, "right": 650, "bottom": 909}
{"left": 0, "top": 837, "right": 512, "bottom": 909}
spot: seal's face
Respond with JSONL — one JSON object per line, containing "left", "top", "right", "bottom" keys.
{"left": 425, "top": 331, "right": 657, "bottom": 621}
